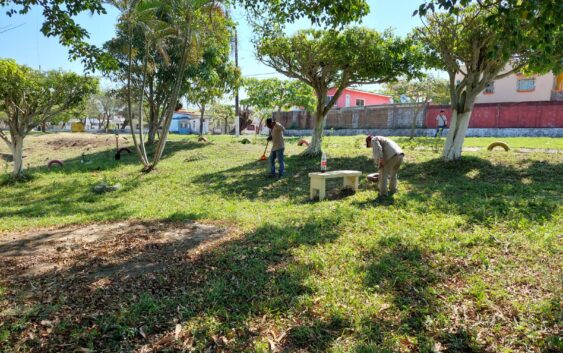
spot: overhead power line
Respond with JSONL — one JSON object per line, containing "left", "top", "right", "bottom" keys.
{"left": 0, "top": 23, "right": 26, "bottom": 34}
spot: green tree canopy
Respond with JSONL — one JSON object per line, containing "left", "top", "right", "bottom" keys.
{"left": 185, "top": 46, "right": 241, "bottom": 135}
{"left": 378, "top": 75, "right": 449, "bottom": 105}
{"left": 208, "top": 102, "right": 235, "bottom": 133}
{"left": 415, "top": 3, "right": 562, "bottom": 161}
{"left": 256, "top": 27, "right": 425, "bottom": 155}
{"left": 1, "top": 0, "right": 371, "bottom": 71}
{"left": 0, "top": 59, "right": 98, "bottom": 178}
{"left": 0, "top": 0, "right": 113, "bottom": 71}
{"left": 241, "top": 77, "right": 315, "bottom": 113}
{"left": 416, "top": 0, "right": 561, "bottom": 74}
{"left": 104, "top": 0, "right": 181, "bottom": 144}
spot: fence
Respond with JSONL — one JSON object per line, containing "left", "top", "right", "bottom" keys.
{"left": 272, "top": 103, "right": 427, "bottom": 130}
{"left": 273, "top": 101, "right": 563, "bottom": 130}
{"left": 426, "top": 101, "right": 563, "bottom": 129}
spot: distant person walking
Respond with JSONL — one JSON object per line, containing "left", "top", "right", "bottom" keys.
{"left": 435, "top": 110, "right": 448, "bottom": 137}
{"left": 366, "top": 135, "right": 404, "bottom": 197}
{"left": 266, "top": 118, "right": 285, "bottom": 178}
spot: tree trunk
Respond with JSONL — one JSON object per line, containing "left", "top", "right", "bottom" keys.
{"left": 147, "top": 79, "right": 157, "bottom": 145}
{"left": 125, "top": 19, "right": 149, "bottom": 168}
{"left": 199, "top": 106, "right": 205, "bottom": 136}
{"left": 11, "top": 134, "right": 24, "bottom": 178}
{"left": 147, "top": 123, "right": 158, "bottom": 144}
{"left": 303, "top": 102, "right": 325, "bottom": 156}
{"left": 257, "top": 117, "right": 265, "bottom": 135}
{"left": 443, "top": 109, "right": 472, "bottom": 161}
{"left": 150, "top": 22, "right": 193, "bottom": 170}
{"left": 121, "top": 118, "right": 128, "bottom": 130}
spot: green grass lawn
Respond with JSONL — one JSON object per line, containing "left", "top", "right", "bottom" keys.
{"left": 0, "top": 133, "right": 561, "bottom": 352}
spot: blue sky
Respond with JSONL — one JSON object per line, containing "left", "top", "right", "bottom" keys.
{"left": 0, "top": 0, "right": 430, "bottom": 88}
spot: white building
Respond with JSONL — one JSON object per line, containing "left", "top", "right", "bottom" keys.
{"left": 169, "top": 109, "right": 209, "bottom": 134}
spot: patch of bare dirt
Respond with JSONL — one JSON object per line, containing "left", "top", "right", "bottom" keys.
{"left": 0, "top": 220, "right": 239, "bottom": 351}
{"left": 0, "top": 220, "right": 230, "bottom": 279}
{"left": 44, "top": 134, "right": 119, "bottom": 150}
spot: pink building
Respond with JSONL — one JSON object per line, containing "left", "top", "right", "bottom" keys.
{"left": 327, "top": 87, "right": 392, "bottom": 108}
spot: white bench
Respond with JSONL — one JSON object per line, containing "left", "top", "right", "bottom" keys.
{"left": 308, "top": 170, "right": 362, "bottom": 201}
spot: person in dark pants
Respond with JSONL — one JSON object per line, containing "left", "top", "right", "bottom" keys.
{"left": 266, "top": 118, "right": 285, "bottom": 178}
{"left": 435, "top": 110, "right": 448, "bottom": 137}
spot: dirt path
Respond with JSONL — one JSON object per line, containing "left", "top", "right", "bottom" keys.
{"left": 0, "top": 220, "right": 230, "bottom": 279}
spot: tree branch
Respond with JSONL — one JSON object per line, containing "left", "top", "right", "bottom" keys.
{"left": 494, "top": 63, "right": 525, "bottom": 80}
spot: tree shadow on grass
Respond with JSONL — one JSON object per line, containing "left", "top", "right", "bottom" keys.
{"left": 0, "top": 140, "right": 210, "bottom": 224}
{"left": 191, "top": 154, "right": 375, "bottom": 202}
{"left": 356, "top": 156, "right": 561, "bottom": 226}
{"left": 0, "top": 211, "right": 352, "bottom": 352}
{"left": 0, "top": 174, "right": 137, "bottom": 222}
{"left": 0, "top": 139, "right": 208, "bottom": 182}
{"left": 393, "top": 136, "right": 444, "bottom": 152}
{"left": 356, "top": 236, "right": 486, "bottom": 353}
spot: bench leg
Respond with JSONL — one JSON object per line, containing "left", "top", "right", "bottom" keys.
{"left": 343, "top": 176, "right": 359, "bottom": 191}
{"left": 310, "top": 177, "right": 326, "bottom": 201}
{"left": 318, "top": 180, "right": 327, "bottom": 201}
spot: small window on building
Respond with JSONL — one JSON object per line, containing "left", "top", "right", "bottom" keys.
{"left": 456, "top": 79, "right": 461, "bottom": 86}
{"left": 356, "top": 99, "right": 365, "bottom": 106}
{"left": 325, "top": 95, "right": 334, "bottom": 105}
{"left": 517, "top": 78, "right": 535, "bottom": 92}
{"left": 484, "top": 82, "right": 494, "bottom": 94}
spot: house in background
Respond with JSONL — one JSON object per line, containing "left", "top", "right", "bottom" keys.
{"left": 169, "top": 109, "right": 210, "bottom": 134}
{"left": 326, "top": 87, "right": 392, "bottom": 108}
{"left": 455, "top": 70, "right": 563, "bottom": 104}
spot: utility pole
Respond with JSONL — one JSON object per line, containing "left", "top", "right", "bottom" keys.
{"left": 234, "top": 27, "right": 240, "bottom": 136}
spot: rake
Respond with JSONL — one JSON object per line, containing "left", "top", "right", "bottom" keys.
{"left": 259, "top": 140, "right": 269, "bottom": 161}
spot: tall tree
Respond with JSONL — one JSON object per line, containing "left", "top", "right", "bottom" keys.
{"left": 241, "top": 77, "right": 315, "bottom": 131}
{"left": 88, "top": 90, "right": 124, "bottom": 132}
{"left": 256, "top": 28, "right": 424, "bottom": 155}
{"left": 208, "top": 102, "right": 234, "bottom": 134}
{"left": 0, "top": 59, "right": 98, "bottom": 178}
{"left": 185, "top": 45, "right": 240, "bottom": 136}
{"left": 379, "top": 75, "right": 449, "bottom": 138}
{"left": 415, "top": 4, "right": 561, "bottom": 160}
{"left": 242, "top": 77, "right": 315, "bottom": 112}
{"left": 104, "top": 19, "right": 176, "bottom": 144}
{"left": 108, "top": 0, "right": 231, "bottom": 170}
{"left": 379, "top": 75, "right": 449, "bottom": 105}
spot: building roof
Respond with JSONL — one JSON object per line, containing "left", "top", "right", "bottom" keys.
{"left": 173, "top": 110, "right": 193, "bottom": 120}
{"left": 344, "top": 87, "right": 392, "bottom": 98}
{"left": 329, "top": 87, "right": 392, "bottom": 98}
{"left": 175, "top": 109, "right": 200, "bottom": 115}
